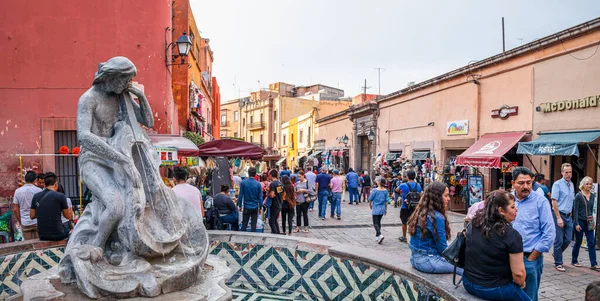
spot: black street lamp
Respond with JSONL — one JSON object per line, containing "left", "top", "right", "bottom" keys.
{"left": 367, "top": 129, "right": 375, "bottom": 142}
{"left": 166, "top": 29, "right": 193, "bottom": 66}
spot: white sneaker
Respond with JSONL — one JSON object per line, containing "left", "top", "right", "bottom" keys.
{"left": 375, "top": 236, "right": 380, "bottom": 241}
{"left": 378, "top": 235, "right": 385, "bottom": 244}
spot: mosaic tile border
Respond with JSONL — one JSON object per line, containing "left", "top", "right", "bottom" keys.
{"left": 0, "top": 247, "right": 65, "bottom": 299}
{"left": 209, "top": 241, "right": 444, "bottom": 301}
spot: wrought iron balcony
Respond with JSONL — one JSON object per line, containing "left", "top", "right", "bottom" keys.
{"left": 248, "top": 121, "right": 266, "bottom": 131}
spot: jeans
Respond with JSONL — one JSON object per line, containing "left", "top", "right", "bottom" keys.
{"left": 318, "top": 190, "right": 329, "bottom": 218}
{"left": 393, "top": 193, "right": 401, "bottom": 208}
{"left": 523, "top": 254, "right": 544, "bottom": 301}
{"left": 410, "top": 252, "right": 463, "bottom": 275}
{"left": 463, "top": 277, "right": 531, "bottom": 301}
{"left": 296, "top": 202, "right": 309, "bottom": 227}
{"left": 331, "top": 192, "right": 341, "bottom": 217}
{"left": 281, "top": 206, "right": 295, "bottom": 234}
{"left": 553, "top": 212, "right": 573, "bottom": 266}
{"left": 572, "top": 219, "right": 597, "bottom": 266}
{"left": 373, "top": 214, "right": 383, "bottom": 237}
{"left": 220, "top": 212, "right": 239, "bottom": 231}
{"left": 241, "top": 208, "right": 258, "bottom": 232}
{"left": 269, "top": 207, "right": 281, "bottom": 234}
{"left": 309, "top": 201, "right": 314, "bottom": 210}
{"left": 348, "top": 187, "right": 359, "bottom": 204}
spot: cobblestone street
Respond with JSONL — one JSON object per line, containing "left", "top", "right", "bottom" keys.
{"left": 271, "top": 195, "right": 600, "bottom": 301}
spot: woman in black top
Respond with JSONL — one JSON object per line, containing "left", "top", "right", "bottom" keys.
{"left": 213, "top": 184, "right": 238, "bottom": 231}
{"left": 281, "top": 176, "right": 296, "bottom": 235}
{"left": 464, "top": 190, "right": 530, "bottom": 301}
{"left": 571, "top": 176, "right": 599, "bottom": 270}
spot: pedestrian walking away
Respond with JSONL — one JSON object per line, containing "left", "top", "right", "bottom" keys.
{"left": 345, "top": 168, "right": 360, "bottom": 205}
{"left": 463, "top": 190, "right": 531, "bottom": 301}
{"left": 551, "top": 163, "right": 575, "bottom": 272}
{"left": 238, "top": 167, "right": 263, "bottom": 232}
{"left": 408, "top": 182, "right": 460, "bottom": 275}
{"left": 361, "top": 171, "right": 371, "bottom": 203}
{"left": 315, "top": 167, "right": 332, "bottom": 220}
{"left": 398, "top": 170, "right": 422, "bottom": 243}
{"left": 369, "top": 178, "right": 389, "bottom": 244}
{"left": 280, "top": 175, "right": 296, "bottom": 235}
{"left": 330, "top": 169, "right": 343, "bottom": 219}
{"left": 305, "top": 167, "right": 317, "bottom": 211}
{"left": 571, "top": 176, "right": 599, "bottom": 271}
{"left": 511, "top": 167, "right": 555, "bottom": 301}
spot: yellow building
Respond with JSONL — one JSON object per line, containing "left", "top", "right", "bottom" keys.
{"left": 279, "top": 111, "right": 317, "bottom": 169}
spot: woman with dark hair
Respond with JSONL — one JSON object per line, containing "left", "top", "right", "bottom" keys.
{"left": 464, "top": 190, "right": 529, "bottom": 301}
{"left": 408, "top": 182, "right": 459, "bottom": 275}
{"left": 213, "top": 184, "right": 238, "bottom": 231}
{"left": 368, "top": 178, "right": 389, "bottom": 244}
{"left": 281, "top": 175, "right": 296, "bottom": 235}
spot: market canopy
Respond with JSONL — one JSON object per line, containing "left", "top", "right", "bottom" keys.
{"left": 149, "top": 135, "right": 199, "bottom": 157}
{"left": 196, "top": 138, "right": 265, "bottom": 160}
{"left": 456, "top": 132, "right": 526, "bottom": 168}
{"left": 276, "top": 158, "right": 286, "bottom": 165}
{"left": 517, "top": 130, "right": 600, "bottom": 157}
{"left": 412, "top": 151, "right": 429, "bottom": 161}
{"left": 307, "top": 151, "right": 322, "bottom": 159}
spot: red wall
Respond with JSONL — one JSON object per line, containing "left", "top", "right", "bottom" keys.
{"left": 212, "top": 77, "right": 221, "bottom": 138}
{"left": 0, "top": 0, "right": 178, "bottom": 198}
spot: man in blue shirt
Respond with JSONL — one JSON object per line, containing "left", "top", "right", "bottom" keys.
{"left": 345, "top": 168, "right": 360, "bottom": 205}
{"left": 238, "top": 167, "right": 263, "bottom": 232}
{"left": 511, "top": 167, "right": 555, "bottom": 301}
{"left": 315, "top": 167, "right": 332, "bottom": 220}
{"left": 550, "top": 163, "right": 574, "bottom": 272}
{"left": 398, "top": 170, "right": 422, "bottom": 243}
{"left": 279, "top": 165, "right": 291, "bottom": 180}
{"left": 533, "top": 173, "right": 551, "bottom": 204}
{"left": 305, "top": 167, "right": 317, "bottom": 211}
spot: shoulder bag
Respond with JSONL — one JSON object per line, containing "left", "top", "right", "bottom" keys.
{"left": 585, "top": 193, "right": 595, "bottom": 232}
{"left": 442, "top": 222, "right": 469, "bottom": 287}
{"left": 302, "top": 181, "right": 317, "bottom": 203}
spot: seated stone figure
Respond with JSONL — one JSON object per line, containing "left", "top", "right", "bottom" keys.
{"left": 58, "top": 57, "right": 209, "bottom": 299}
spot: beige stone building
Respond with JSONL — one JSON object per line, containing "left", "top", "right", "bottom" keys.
{"left": 219, "top": 100, "right": 240, "bottom": 138}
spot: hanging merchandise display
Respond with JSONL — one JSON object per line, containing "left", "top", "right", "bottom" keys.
{"left": 468, "top": 175, "right": 484, "bottom": 206}
{"left": 157, "top": 147, "right": 178, "bottom": 166}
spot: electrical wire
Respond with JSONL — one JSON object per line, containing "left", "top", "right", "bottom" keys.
{"left": 561, "top": 39, "right": 600, "bottom": 61}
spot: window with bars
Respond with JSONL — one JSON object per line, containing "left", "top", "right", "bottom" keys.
{"left": 54, "top": 130, "right": 83, "bottom": 201}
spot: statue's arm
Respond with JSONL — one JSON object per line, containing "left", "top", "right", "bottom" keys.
{"left": 77, "top": 96, "right": 129, "bottom": 164}
{"left": 127, "top": 85, "right": 154, "bottom": 128}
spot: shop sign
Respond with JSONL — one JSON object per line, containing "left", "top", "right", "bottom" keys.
{"left": 156, "top": 147, "right": 178, "bottom": 166}
{"left": 491, "top": 105, "right": 518, "bottom": 119}
{"left": 468, "top": 175, "right": 483, "bottom": 206}
{"left": 501, "top": 162, "right": 518, "bottom": 173}
{"left": 539, "top": 95, "right": 599, "bottom": 113}
{"left": 446, "top": 120, "right": 469, "bottom": 136}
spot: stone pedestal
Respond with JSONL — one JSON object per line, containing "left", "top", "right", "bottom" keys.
{"left": 10, "top": 255, "right": 232, "bottom": 301}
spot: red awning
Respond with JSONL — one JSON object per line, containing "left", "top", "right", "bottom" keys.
{"left": 149, "top": 135, "right": 200, "bottom": 157}
{"left": 456, "top": 132, "right": 526, "bottom": 168}
{"left": 196, "top": 139, "right": 265, "bottom": 160}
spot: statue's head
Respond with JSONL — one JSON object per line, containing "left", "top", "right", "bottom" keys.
{"left": 93, "top": 56, "right": 137, "bottom": 94}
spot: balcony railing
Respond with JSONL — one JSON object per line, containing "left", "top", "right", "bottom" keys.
{"left": 248, "top": 121, "right": 266, "bottom": 131}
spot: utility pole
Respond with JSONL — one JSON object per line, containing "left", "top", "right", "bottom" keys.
{"left": 374, "top": 67, "right": 386, "bottom": 97}
{"left": 361, "top": 79, "right": 371, "bottom": 102}
{"left": 502, "top": 17, "right": 506, "bottom": 52}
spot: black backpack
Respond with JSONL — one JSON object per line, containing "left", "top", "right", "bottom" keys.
{"left": 406, "top": 183, "right": 421, "bottom": 210}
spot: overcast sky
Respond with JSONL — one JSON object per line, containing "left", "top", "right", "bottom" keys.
{"left": 190, "top": 0, "right": 600, "bottom": 102}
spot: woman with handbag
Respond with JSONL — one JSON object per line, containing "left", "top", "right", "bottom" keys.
{"left": 572, "top": 176, "right": 599, "bottom": 271}
{"left": 463, "top": 190, "right": 530, "bottom": 301}
{"left": 281, "top": 175, "right": 296, "bottom": 235}
{"left": 295, "top": 171, "right": 315, "bottom": 233}
{"left": 408, "top": 182, "right": 460, "bottom": 275}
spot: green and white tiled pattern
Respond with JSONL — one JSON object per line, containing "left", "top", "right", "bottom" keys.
{"left": 0, "top": 247, "right": 65, "bottom": 299}
{"left": 209, "top": 241, "right": 443, "bottom": 301}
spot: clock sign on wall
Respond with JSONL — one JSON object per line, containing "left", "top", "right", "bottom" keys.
{"left": 491, "top": 105, "right": 519, "bottom": 120}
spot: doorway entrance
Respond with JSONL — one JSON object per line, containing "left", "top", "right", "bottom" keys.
{"left": 360, "top": 136, "right": 371, "bottom": 173}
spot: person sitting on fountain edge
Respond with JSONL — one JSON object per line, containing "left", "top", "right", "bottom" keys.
{"left": 30, "top": 172, "right": 72, "bottom": 241}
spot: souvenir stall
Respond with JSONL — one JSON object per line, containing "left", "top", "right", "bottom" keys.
{"left": 149, "top": 135, "right": 201, "bottom": 188}
{"left": 196, "top": 139, "right": 266, "bottom": 196}
{"left": 435, "top": 158, "right": 473, "bottom": 212}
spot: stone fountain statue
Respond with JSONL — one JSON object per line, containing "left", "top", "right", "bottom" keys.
{"left": 41, "top": 57, "right": 215, "bottom": 299}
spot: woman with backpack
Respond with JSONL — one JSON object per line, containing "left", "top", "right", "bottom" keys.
{"left": 281, "top": 175, "right": 296, "bottom": 235}
{"left": 407, "top": 181, "right": 460, "bottom": 275}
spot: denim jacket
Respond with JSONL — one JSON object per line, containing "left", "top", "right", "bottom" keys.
{"left": 409, "top": 210, "right": 448, "bottom": 256}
